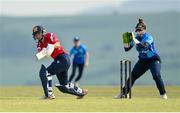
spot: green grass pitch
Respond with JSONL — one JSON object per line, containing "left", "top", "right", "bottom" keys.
{"left": 0, "top": 86, "right": 180, "bottom": 112}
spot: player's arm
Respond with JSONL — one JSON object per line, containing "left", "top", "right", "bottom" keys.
{"left": 133, "top": 35, "right": 153, "bottom": 49}
{"left": 54, "top": 42, "right": 60, "bottom": 48}
{"left": 85, "top": 51, "right": 89, "bottom": 66}
{"left": 42, "top": 41, "right": 60, "bottom": 57}
{"left": 136, "top": 42, "right": 150, "bottom": 49}
{"left": 69, "top": 48, "right": 74, "bottom": 57}
{"left": 46, "top": 41, "right": 60, "bottom": 55}
{"left": 36, "top": 34, "right": 60, "bottom": 60}
{"left": 46, "top": 33, "right": 61, "bottom": 55}
{"left": 124, "top": 41, "right": 133, "bottom": 52}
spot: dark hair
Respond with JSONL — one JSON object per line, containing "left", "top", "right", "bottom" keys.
{"left": 135, "top": 18, "right": 146, "bottom": 31}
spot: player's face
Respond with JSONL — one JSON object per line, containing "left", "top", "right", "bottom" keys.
{"left": 136, "top": 29, "right": 145, "bottom": 38}
{"left": 74, "top": 40, "right": 80, "bottom": 47}
{"left": 34, "top": 32, "right": 43, "bottom": 41}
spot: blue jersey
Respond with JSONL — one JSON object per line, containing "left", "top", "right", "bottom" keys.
{"left": 135, "top": 33, "right": 158, "bottom": 60}
{"left": 70, "top": 44, "right": 87, "bottom": 64}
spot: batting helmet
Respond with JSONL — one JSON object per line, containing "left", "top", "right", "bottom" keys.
{"left": 32, "top": 25, "right": 46, "bottom": 36}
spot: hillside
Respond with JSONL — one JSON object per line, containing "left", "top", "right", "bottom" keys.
{"left": 0, "top": 12, "right": 180, "bottom": 86}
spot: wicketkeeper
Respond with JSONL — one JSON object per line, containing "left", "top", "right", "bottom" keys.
{"left": 116, "top": 18, "right": 167, "bottom": 99}
{"left": 32, "top": 25, "right": 88, "bottom": 99}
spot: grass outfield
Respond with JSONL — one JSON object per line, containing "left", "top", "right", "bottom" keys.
{"left": 0, "top": 86, "right": 180, "bottom": 112}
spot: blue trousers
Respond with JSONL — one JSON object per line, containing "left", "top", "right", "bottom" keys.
{"left": 69, "top": 63, "right": 85, "bottom": 83}
{"left": 123, "top": 59, "right": 166, "bottom": 95}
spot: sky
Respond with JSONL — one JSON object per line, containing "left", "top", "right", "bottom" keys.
{"left": 0, "top": 0, "right": 125, "bottom": 16}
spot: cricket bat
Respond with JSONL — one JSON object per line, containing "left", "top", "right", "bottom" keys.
{"left": 36, "top": 48, "right": 47, "bottom": 60}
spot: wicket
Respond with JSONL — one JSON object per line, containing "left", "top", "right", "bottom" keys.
{"left": 120, "top": 59, "right": 132, "bottom": 99}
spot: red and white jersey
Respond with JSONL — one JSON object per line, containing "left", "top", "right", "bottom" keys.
{"left": 37, "top": 32, "right": 68, "bottom": 59}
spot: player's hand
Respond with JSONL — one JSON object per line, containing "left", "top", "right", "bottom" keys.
{"left": 42, "top": 48, "right": 47, "bottom": 55}
{"left": 85, "top": 61, "right": 89, "bottom": 67}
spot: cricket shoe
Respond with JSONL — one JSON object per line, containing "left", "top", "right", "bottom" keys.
{"left": 160, "top": 93, "right": 168, "bottom": 99}
{"left": 114, "top": 93, "right": 129, "bottom": 99}
{"left": 74, "top": 82, "right": 79, "bottom": 87}
{"left": 42, "top": 93, "right": 55, "bottom": 100}
{"left": 48, "top": 93, "right": 55, "bottom": 99}
{"left": 76, "top": 89, "right": 88, "bottom": 99}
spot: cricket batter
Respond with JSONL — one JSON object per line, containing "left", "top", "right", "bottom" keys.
{"left": 69, "top": 36, "right": 89, "bottom": 86}
{"left": 32, "top": 25, "right": 88, "bottom": 99}
{"left": 117, "top": 19, "right": 167, "bottom": 99}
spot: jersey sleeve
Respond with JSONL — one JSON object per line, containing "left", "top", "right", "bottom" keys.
{"left": 144, "top": 35, "right": 153, "bottom": 44}
{"left": 70, "top": 48, "right": 74, "bottom": 56}
{"left": 137, "top": 34, "right": 153, "bottom": 50}
{"left": 82, "top": 45, "right": 87, "bottom": 53}
{"left": 49, "top": 33, "right": 59, "bottom": 44}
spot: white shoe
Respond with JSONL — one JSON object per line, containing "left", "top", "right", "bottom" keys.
{"left": 41, "top": 93, "right": 55, "bottom": 100}
{"left": 49, "top": 93, "right": 55, "bottom": 99}
{"left": 114, "top": 93, "right": 129, "bottom": 99}
{"left": 76, "top": 89, "right": 88, "bottom": 99}
{"left": 160, "top": 93, "right": 168, "bottom": 99}
{"left": 114, "top": 94, "right": 122, "bottom": 99}
{"left": 74, "top": 82, "right": 79, "bottom": 87}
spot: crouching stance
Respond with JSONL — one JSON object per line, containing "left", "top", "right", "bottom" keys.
{"left": 115, "top": 19, "right": 167, "bottom": 99}
{"left": 32, "top": 25, "right": 88, "bottom": 99}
